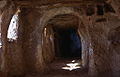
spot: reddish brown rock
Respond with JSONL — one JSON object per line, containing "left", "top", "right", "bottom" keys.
{"left": 0, "top": 0, "right": 120, "bottom": 77}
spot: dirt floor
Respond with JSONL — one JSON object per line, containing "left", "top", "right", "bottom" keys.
{"left": 25, "top": 58, "right": 89, "bottom": 77}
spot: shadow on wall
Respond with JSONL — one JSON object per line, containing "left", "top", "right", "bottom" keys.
{"left": 53, "top": 27, "right": 82, "bottom": 59}
{"left": 108, "top": 26, "right": 120, "bottom": 75}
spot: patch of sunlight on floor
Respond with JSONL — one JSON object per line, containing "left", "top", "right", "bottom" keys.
{"left": 62, "top": 60, "right": 81, "bottom": 71}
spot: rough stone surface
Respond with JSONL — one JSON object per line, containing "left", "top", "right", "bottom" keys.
{"left": 0, "top": 0, "right": 120, "bottom": 77}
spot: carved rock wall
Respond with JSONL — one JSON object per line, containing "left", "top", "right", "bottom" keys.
{"left": 0, "top": 0, "right": 120, "bottom": 77}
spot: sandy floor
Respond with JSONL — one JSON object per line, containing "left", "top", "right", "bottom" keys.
{"left": 23, "top": 58, "right": 120, "bottom": 77}
{"left": 25, "top": 58, "right": 89, "bottom": 77}
{"left": 1, "top": 58, "right": 119, "bottom": 77}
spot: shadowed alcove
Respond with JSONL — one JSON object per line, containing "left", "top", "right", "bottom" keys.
{"left": 53, "top": 26, "right": 82, "bottom": 59}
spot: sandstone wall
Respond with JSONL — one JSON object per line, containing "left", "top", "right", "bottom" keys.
{"left": 0, "top": 1, "right": 25, "bottom": 76}
{"left": 0, "top": 0, "right": 120, "bottom": 77}
{"left": 17, "top": 6, "right": 90, "bottom": 74}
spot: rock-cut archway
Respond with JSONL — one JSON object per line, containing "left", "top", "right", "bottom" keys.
{"left": 42, "top": 14, "right": 82, "bottom": 61}
{"left": 35, "top": 7, "right": 90, "bottom": 72}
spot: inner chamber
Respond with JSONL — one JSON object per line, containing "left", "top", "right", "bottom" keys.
{"left": 48, "top": 14, "right": 82, "bottom": 59}
{"left": 53, "top": 27, "right": 81, "bottom": 59}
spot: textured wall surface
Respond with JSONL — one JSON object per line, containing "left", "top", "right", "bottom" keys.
{"left": 0, "top": 0, "right": 120, "bottom": 77}
{"left": 0, "top": 1, "right": 25, "bottom": 76}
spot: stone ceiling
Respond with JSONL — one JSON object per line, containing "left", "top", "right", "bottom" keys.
{"left": 11, "top": 0, "right": 107, "bottom": 8}
{"left": 0, "top": 0, "right": 120, "bottom": 17}
{"left": 48, "top": 14, "right": 79, "bottom": 29}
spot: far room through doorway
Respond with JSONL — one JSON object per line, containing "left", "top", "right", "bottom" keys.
{"left": 53, "top": 26, "right": 82, "bottom": 59}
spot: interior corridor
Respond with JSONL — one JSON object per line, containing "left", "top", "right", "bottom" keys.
{"left": 37, "top": 14, "right": 86, "bottom": 77}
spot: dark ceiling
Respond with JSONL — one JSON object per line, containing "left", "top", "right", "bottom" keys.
{"left": 48, "top": 14, "right": 79, "bottom": 29}
{"left": 9, "top": 0, "right": 108, "bottom": 8}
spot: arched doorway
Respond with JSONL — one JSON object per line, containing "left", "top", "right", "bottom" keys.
{"left": 42, "top": 14, "right": 84, "bottom": 72}
{"left": 37, "top": 7, "right": 90, "bottom": 73}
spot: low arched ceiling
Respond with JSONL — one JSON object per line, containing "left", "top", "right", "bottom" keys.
{"left": 2, "top": 0, "right": 120, "bottom": 18}
{"left": 48, "top": 14, "right": 79, "bottom": 29}
{"left": 10, "top": 0, "right": 109, "bottom": 8}
{"left": 39, "top": 7, "right": 76, "bottom": 30}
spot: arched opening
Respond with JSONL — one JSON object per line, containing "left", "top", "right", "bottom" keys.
{"left": 7, "top": 9, "right": 20, "bottom": 42}
{"left": 42, "top": 14, "right": 83, "bottom": 71}
{"left": 49, "top": 14, "right": 82, "bottom": 59}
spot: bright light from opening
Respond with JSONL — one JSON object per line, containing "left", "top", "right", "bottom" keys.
{"left": 0, "top": 14, "right": 2, "bottom": 48}
{"left": 0, "top": 33, "right": 2, "bottom": 48}
{"left": 7, "top": 11, "right": 19, "bottom": 41}
{"left": 0, "top": 44, "right": 1, "bottom": 49}
{"left": 62, "top": 60, "right": 81, "bottom": 71}
{"left": 44, "top": 28, "right": 47, "bottom": 37}
{"left": 72, "top": 60, "right": 75, "bottom": 62}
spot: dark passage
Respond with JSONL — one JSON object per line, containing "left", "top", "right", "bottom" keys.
{"left": 53, "top": 27, "right": 82, "bottom": 59}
